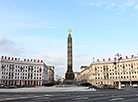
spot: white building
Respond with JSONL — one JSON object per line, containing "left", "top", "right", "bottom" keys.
{"left": 0, "top": 56, "right": 48, "bottom": 86}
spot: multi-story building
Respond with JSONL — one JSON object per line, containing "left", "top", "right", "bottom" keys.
{"left": 79, "top": 55, "right": 138, "bottom": 86}
{"left": 0, "top": 56, "right": 49, "bottom": 86}
{"left": 48, "top": 66, "right": 54, "bottom": 83}
{"left": 74, "top": 72, "right": 81, "bottom": 82}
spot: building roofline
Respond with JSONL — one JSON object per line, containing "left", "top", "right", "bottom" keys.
{"left": 89, "top": 57, "right": 138, "bottom": 66}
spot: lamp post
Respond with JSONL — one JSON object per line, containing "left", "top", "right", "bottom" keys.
{"left": 115, "top": 53, "right": 122, "bottom": 89}
{"left": 130, "top": 63, "right": 133, "bottom": 86}
{"left": 20, "top": 66, "right": 24, "bottom": 86}
{"left": 95, "top": 67, "right": 97, "bottom": 86}
{"left": 93, "top": 57, "right": 95, "bottom": 63}
{"left": 123, "top": 64, "right": 125, "bottom": 79}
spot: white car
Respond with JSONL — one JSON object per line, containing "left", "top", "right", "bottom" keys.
{"left": 132, "top": 84, "right": 138, "bottom": 88}
{"left": 0, "top": 83, "right": 4, "bottom": 88}
{"left": 121, "top": 84, "right": 125, "bottom": 87}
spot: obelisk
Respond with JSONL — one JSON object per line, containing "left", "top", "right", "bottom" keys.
{"left": 65, "top": 29, "right": 74, "bottom": 81}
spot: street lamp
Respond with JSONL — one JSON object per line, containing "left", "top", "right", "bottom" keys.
{"left": 93, "top": 57, "right": 95, "bottom": 63}
{"left": 95, "top": 67, "right": 97, "bottom": 86}
{"left": 115, "top": 53, "right": 122, "bottom": 89}
{"left": 123, "top": 64, "right": 125, "bottom": 79}
{"left": 130, "top": 63, "right": 133, "bottom": 86}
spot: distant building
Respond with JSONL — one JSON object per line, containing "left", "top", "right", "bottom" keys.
{"left": 48, "top": 66, "right": 55, "bottom": 83}
{"left": 59, "top": 78, "right": 65, "bottom": 83}
{"left": 0, "top": 56, "right": 49, "bottom": 86}
{"left": 80, "top": 66, "right": 90, "bottom": 83}
{"left": 74, "top": 72, "right": 81, "bottom": 82}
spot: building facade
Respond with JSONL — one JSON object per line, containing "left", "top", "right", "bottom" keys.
{"left": 74, "top": 72, "right": 80, "bottom": 82}
{"left": 79, "top": 55, "right": 138, "bottom": 86}
{"left": 0, "top": 56, "right": 49, "bottom": 86}
{"left": 48, "top": 66, "right": 54, "bottom": 83}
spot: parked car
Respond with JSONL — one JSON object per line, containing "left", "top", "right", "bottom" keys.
{"left": 88, "top": 85, "right": 98, "bottom": 89}
{"left": 88, "top": 85, "right": 103, "bottom": 89}
{"left": 121, "top": 84, "right": 125, "bottom": 88}
{"left": 7, "top": 85, "right": 18, "bottom": 89}
{"left": 88, "top": 84, "right": 117, "bottom": 89}
{"left": 102, "top": 85, "right": 116, "bottom": 89}
{"left": 132, "top": 84, "right": 138, "bottom": 88}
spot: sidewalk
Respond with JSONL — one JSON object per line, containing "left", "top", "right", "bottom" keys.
{"left": 0, "top": 86, "right": 96, "bottom": 93}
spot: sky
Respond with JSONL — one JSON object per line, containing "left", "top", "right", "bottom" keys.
{"left": 1, "top": 0, "right": 138, "bottom": 77}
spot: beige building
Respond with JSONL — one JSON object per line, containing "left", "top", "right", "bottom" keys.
{"left": 48, "top": 66, "right": 54, "bottom": 83}
{"left": 74, "top": 72, "right": 80, "bottom": 82}
{"left": 78, "top": 55, "right": 138, "bottom": 86}
{"left": 74, "top": 66, "right": 90, "bottom": 83}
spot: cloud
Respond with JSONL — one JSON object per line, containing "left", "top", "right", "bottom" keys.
{"left": 89, "top": 1, "right": 138, "bottom": 13}
{"left": 124, "top": 1, "right": 134, "bottom": 6}
{"left": 0, "top": 35, "right": 25, "bottom": 56}
{"left": 134, "top": 5, "right": 138, "bottom": 9}
{"left": 96, "top": 2, "right": 103, "bottom": 7}
{"left": 89, "top": 2, "right": 94, "bottom": 6}
{"left": 111, "top": 2, "right": 116, "bottom": 6}
{"left": 89, "top": 2, "right": 103, "bottom": 7}
{"left": 105, "top": 2, "right": 116, "bottom": 10}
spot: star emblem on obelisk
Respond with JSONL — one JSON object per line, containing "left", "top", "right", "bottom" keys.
{"left": 68, "top": 29, "right": 72, "bottom": 34}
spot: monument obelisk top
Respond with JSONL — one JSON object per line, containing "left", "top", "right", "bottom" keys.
{"left": 68, "top": 29, "right": 72, "bottom": 34}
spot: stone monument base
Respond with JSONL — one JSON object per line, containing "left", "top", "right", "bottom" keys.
{"left": 54, "top": 80, "right": 80, "bottom": 87}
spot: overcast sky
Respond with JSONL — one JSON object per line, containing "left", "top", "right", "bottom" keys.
{"left": 1, "top": 0, "right": 138, "bottom": 77}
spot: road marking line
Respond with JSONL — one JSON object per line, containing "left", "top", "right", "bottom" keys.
{"left": 118, "top": 98, "right": 138, "bottom": 102}
{"left": 0, "top": 94, "right": 52, "bottom": 101}
{"left": 109, "top": 98, "right": 124, "bottom": 101}
{"left": 72, "top": 97, "right": 88, "bottom": 100}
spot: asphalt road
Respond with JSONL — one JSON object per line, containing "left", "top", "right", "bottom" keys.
{"left": 0, "top": 88, "right": 138, "bottom": 102}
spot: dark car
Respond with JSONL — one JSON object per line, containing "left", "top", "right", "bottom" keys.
{"left": 7, "top": 85, "right": 18, "bottom": 89}
{"left": 88, "top": 85, "right": 102, "bottom": 89}
{"left": 102, "top": 85, "right": 116, "bottom": 89}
